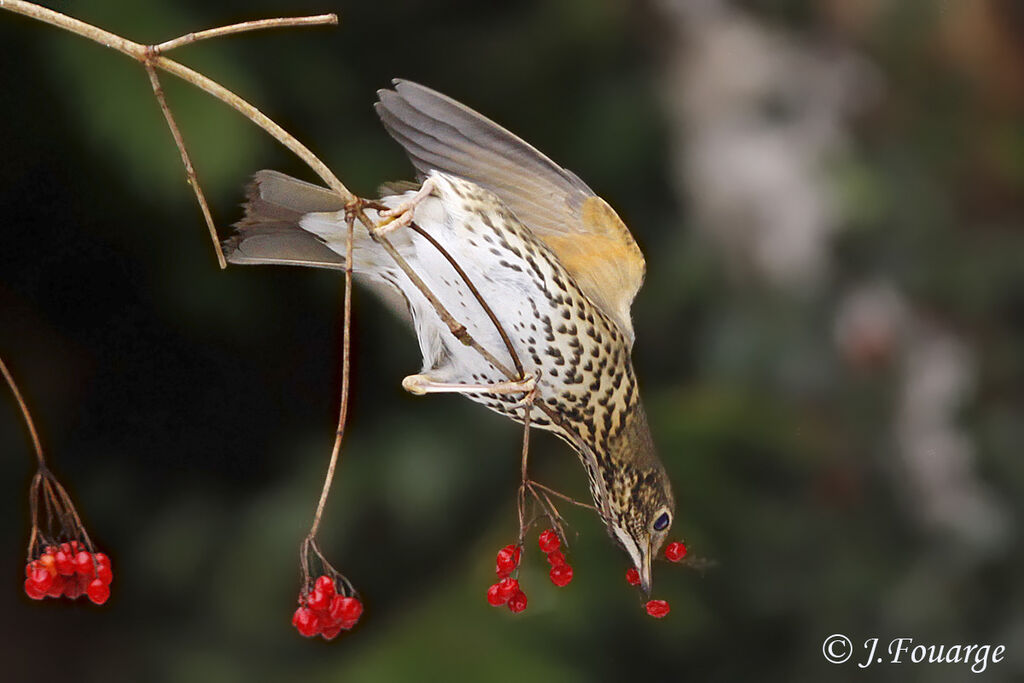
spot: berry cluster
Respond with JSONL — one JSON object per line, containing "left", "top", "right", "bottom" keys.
{"left": 487, "top": 544, "right": 528, "bottom": 613}
{"left": 23, "top": 542, "right": 112, "bottom": 605}
{"left": 291, "top": 575, "right": 363, "bottom": 640}
{"left": 539, "top": 529, "right": 573, "bottom": 588}
{"left": 485, "top": 528, "right": 576, "bottom": 614}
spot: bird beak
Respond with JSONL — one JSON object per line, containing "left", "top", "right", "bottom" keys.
{"left": 639, "top": 542, "right": 653, "bottom": 597}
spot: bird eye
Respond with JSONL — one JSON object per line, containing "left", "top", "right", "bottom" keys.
{"left": 653, "top": 511, "right": 671, "bottom": 531}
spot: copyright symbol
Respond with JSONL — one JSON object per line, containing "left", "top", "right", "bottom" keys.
{"left": 822, "top": 634, "right": 853, "bottom": 664}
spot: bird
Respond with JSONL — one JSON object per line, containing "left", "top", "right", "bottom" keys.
{"left": 223, "top": 80, "right": 675, "bottom": 594}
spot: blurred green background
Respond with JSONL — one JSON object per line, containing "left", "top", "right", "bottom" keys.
{"left": 2, "top": 0, "right": 1023, "bottom": 681}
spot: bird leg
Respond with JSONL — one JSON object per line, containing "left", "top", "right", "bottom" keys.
{"left": 401, "top": 373, "right": 535, "bottom": 397}
{"left": 375, "top": 177, "right": 436, "bottom": 236}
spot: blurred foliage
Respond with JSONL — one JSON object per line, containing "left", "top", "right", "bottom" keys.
{"left": 1, "top": 0, "right": 1022, "bottom": 681}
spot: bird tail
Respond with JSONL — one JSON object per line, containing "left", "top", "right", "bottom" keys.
{"left": 223, "top": 170, "right": 351, "bottom": 269}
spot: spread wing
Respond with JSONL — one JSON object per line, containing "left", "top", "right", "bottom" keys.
{"left": 375, "top": 80, "right": 646, "bottom": 343}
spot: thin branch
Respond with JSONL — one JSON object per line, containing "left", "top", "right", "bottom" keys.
{"left": 357, "top": 209, "right": 516, "bottom": 379}
{"left": 1, "top": 356, "right": 45, "bottom": 468}
{"left": 307, "top": 212, "right": 355, "bottom": 540}
{"left": 528, "top": 480, "right": 597, "bottom": 512}
{"left": 144, "top": 63, "right": 226, "bottom": 268}
{"left": 151, "top": 14, "right": 337, "bottom": 54}
{"left": 407, "top": 222, "right": 524, "bottom": 378}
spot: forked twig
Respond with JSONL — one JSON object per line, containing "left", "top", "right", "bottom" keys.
{"left": 528, "top": 480, "right": 597, "bottom": 512}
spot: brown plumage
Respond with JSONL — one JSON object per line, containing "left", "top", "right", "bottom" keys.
{"left": 224, "top": 80, "right": 674, "bottom": 593}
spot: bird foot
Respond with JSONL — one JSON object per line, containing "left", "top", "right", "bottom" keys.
{"left": 401, "top": 373, "right": 536, "bottom": 397}
{"left": 376, "top": 177, "right": 436, "bottom": 236}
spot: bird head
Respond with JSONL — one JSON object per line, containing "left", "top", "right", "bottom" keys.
{"left": 584, "top": 402, "right": 675, "bottom": 596}
{"left": 601, "top": 458, "right": 675, "bottom": 596}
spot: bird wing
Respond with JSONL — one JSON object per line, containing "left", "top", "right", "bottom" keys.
{"left": 375, "top": 79, "right": 646, "bottom": 343}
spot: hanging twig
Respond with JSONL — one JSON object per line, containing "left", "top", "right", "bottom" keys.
{"left": 2, "top": 356, "right": 98, "bottom": 560}
{"left": 144, "top": 63, "right": 226, "bottom": 267}
{"left": 306, "top": 213, "right": 355, "bottom": 540}
{"left": 0, "top": 356, "right": 44, "bottom": 469}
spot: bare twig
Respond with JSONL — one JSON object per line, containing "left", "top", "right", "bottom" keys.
{"left": 307, "top": 212, "right": 355, "bottom": 540}
{"left": 1, "top": 356, "right": 45, "bottom": 468}
{"left": 528, "top": 480, "right": 597, "bottom": 512}
{"left": 152, "top": 14, "right": 337, "bottom": 54}
{"left": 144, "top": 63, "right": 226, "bottom": 268}
{"left": 407, "top": 222, "right": 524, "bottom": 378}
{"left": 357, "top": 209, "right": 517, "bottom": 379}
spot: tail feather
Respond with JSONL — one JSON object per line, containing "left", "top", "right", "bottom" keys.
{"left": 224, "top": 170, "right": 349, "bottom": 269}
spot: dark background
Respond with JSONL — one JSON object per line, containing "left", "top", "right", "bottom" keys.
{"left": 2, "top": 1, "right": 1023, "bottom": 681}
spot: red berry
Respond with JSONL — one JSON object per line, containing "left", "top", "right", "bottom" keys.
{"left": 96, "top": 562, "right": 113, "bottom": 586}
{"left": 321, "top": 624, "right": 343, "bottom": 640}
{"left": 314, "top": 575, "right": 335, "bottom": 597}
{"left": 86, "top": 578, "right": 110, "bottom": 605}
{"left": 54, "top": 550, "right": 75, "bottom": 576}
{"left": 63, "top": 575, "right": 86, "bottom": 600}
{"left": 486, "top": 583, "right": 507, "bottom": 606}
{"left": 665, "top": 541, "right": 687, "bottom": 562}
{"left": 292, "top": 607, "right": 321, "bottom": 637}
{"left": 339, "top": 619, "right": 359, "bottom": 630}
{"left": 495, "top": 577, "right": 519, "bottom": 603}
{"left": 538, "top": 529, "right": 560, "bottom": 554}
{"left": 546, "top": 550, "right": 566, "bottom": 566}
{"left": 495, "top": 544, "right": 520, "bottom": 576}
{"left": 27, "top": 565, "right": 54, "bottom": 592}
{"left": 645, "top": 599, "right": 670, "bottom": 618}
{"left": 507, "top": 590, "right": 528, "bottom": 614}
{"left": 46, "top": 575, "right": 66, "bottom": 598}
{"left": 94, "top": 553, "right": 110, "bottom": 566}
{"left": 549, "top": 564, "right": 573, "bottom": 587}
{"left": 24, "top": 578, "right": 45, "bottom": 600}
{"left": 308, "top": 588, "right": 331, "bottom": 612}
{"left": 72, "top": 551, "right": 94, "bottom": 576}
{"left": 626, "top": 568, "right": 641, "bottom": 586}
{"left": 38, "top": 554, "right": 56, "bottom": 573}
{"left": 328, "top": 596, "right": 363, "bottom": 624}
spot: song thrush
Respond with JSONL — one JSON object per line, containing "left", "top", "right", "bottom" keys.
{"left": 224, "top": 80, "right": 675, "bottom": 594}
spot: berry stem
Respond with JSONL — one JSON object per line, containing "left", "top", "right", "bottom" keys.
{"left": 1, "top": 356, "right": 45, "bottom": 469}
{"left": 516, "top": 399, "right": 534, "bottom": 546}
{"left": 306, "top": 212, "right": 354, "bottom": 543}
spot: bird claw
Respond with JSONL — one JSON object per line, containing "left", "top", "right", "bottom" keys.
{"left": 376, "top": 177, "right": 436, "bottom": 236}
{"left": 401, "top": 373, "right": 536, "bottom": 398}
{"left": 507, "top": 380, "right": 538, "bottom": 410}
